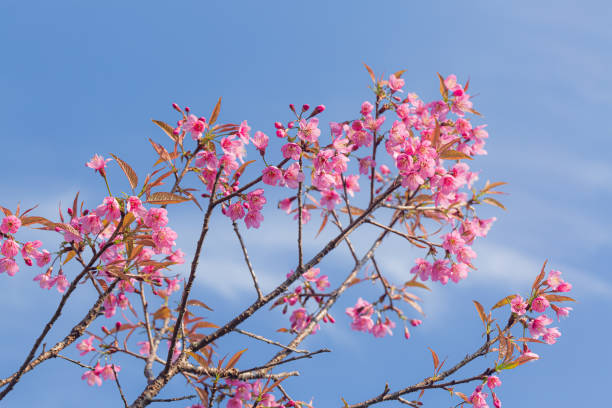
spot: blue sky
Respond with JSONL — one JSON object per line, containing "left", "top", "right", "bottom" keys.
{"left": 0, "top": 1, "right": 610, "bottom": 407}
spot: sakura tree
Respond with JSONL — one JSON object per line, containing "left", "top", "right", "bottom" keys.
{"left": 0, "top": 66, "right": 574, "bottom": 408}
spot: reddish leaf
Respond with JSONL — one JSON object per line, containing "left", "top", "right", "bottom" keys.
{"left": 186, "top": 299, "right": 214, "bottom": 311}
{"left": 152, "top": 306, "right": 172, "bottom": 320}
{"left": 532, "top": 260, "right": 548, "bottom": 290}
{"left": 428, "top": 347, "right": 439, "bottom": 370}
{"left": 147, "top": 192, "right": 190, "bottom": 205}
{"left": 315, "top": 213, "right": 328, "bottom": 238}
{"left": 209, "top": 97, "right": 222, "bottom": 126}
{"left": 110, "top": 153, "right": 139, "bottom": 190}
{"left": 224, "top": 348, "right": 247, "bottom": 370}
{"left": 439, "top": 150, "right": 473, "bottom": 160}
{"left": 482, "top": 197, "right": 506, "bottom": 210}
{"left": 152, "top": 119, "right": 179, "bottom": 142}
{"left": 363, "top": 63, "right": 376, "bottom": 83}
{"left": 491, "top": 295, "right": 515, "bottom": 310}
{"left": 473, "top": 300, "right": 487, "bottom": 325}
{"left": 543, "top": 294, "right": 575, "bottom": 302}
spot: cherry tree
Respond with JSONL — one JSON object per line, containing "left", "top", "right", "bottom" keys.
{"left": 0, "top": 66, "right": 574, "bottom": 408}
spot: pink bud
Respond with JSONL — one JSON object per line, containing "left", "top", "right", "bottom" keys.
{"left": 67, "top": 208, "right": 73, "bottom": 216}
{"left": 301, "top": 104, "right": 310, "bottom": 112}
{"left": 83, "top": 209, "right": 89, "bottom": 215}
{"left": 274, "top": 122, "right": 284, "bottom": 129}
{"left": 172, "top": 103, "right": 181, "bottom": 112}
{"left": 276, "top": 129, "right": 286, "bottom": 138}
{"left": 25, "top": 258, "right": 33, "bottom": 266}
{"left": 404, "top": 327, "right": 411, "bottom": 339}
{"left": 185, "top": 106, "right": 190, "bottom": 112}
{"left": 328, "top": 313, "right": 335, "bottom": 324}
{"left": 287, "top": 122, "right": 295, "bottom": 129}
{"left": 102, "top": 326, "right": 110, "bottom": 335}
{"left": 289, "top": 104, "right": 296, "bottom": 113}
{"left": 115, "top": 321, "right": 122, "bottom": 330}
{"left": 314, "top": 105, "right": 325, "bottom": 113}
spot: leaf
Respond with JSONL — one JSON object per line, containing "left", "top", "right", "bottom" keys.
{"left": 532, "top": 260, "right": 548, "bottom": 290}
{"left": 498, "top": 354, "right": 538, "bottom": 370}
{"left": 232, "top": 160, "right": 256, "bottom": 183}
{"left": 315, "top": 213, "right": 328, "bottom": 238}
{"left": 20, "top": 216, "right": 54, "bottom": 227}
{"left": 363, "top": 63, "right": 376, "bottom": 83}
{"left": 224, "top": 348, "right": 247, "bottom": 370}
{"left": 394, "top": 69, "right": 407, "bottom": 78}
{"left": 403, "top": 296, "right": 424, "bottom": 315}
{"left": 0, "top": 206, "right": 12, "bottom": 216}
{"left": 491, "top": 295, "right": 515, "bottom": 310}
{"left": 482, "top": 197, "right": 506, "bottom": 210}
{"left": 152, "top": 306, "right": 172, "bottom": 320}
{"left": 543, "top": 294, "right": 575, "bottom": 302}
{"left": 71, "top": 192, "right": 79, "bottom": 219}
{"left": 339, "top": 206, "right": 366, "bottom": 216}
{"left": 110, "top": 153, "right": 138, "bottom": 190}
{"left": 54, "top": 222, "right": 80, "bottom": 237}
{"left": 148, "top": 138, "right": 173, "bottom": 164}
{"left": 428, "top": 347, "right": 439, "bottom": 370}
{"left": 188, "top": 351, "right": 208, "bottom": 367}
{"left": 146, "top": 192, "right": 190, "bottom": 205}
{"left": 403, "top": 278, "right": 431, "bottom": 291}
{"left": 187, "top": 299, "right": 214, "bottom": 311}
{"left": 454, "top": 391, "right": 471, "bottom": 404}
{"left": 516, "top": 337, "right": 545, "bottom": 343}
{"left": 63, "top": 250, "right": 76, "bottom": 265}
{"left": 482, "top": 181, "right": 507, "bottom": 193}
{"left": 473, "top": 300, "right": 487, "bottom": 325}
{"left": 191, "top": 321, "right": 220, "bottom": 330}
{"left": 209, "top": 96, "right": 222, "bottom": 126}
{"left": 439, "top": 150, "right": 473, "bottom": 160}
{"left": 436, "top": 72, "right": 448, "bottom": 99}
{"left": 152, "top": 119, "right": 178, "bottom": 142}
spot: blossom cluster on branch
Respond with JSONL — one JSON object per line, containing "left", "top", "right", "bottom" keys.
{"left": 0, "top": 66, "right": 574, "bottom": 408}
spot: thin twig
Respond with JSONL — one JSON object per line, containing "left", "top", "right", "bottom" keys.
{"left": 232, "top": 221, "right": 263, "bottom": 299}
{"left": 232, "top": 329, "right": 309, "bottom": 354}
{"left": 150, "top": 395, "right": 196, "bottom": 403}
{"left": 239, "top": 349, "right": 330, "bottom": 375}
{"left": 112, "top": 364, "right": 129, "bottom": 408}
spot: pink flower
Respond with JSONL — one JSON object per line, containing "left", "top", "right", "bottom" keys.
{"left": 81, "top": 362, "right": 103, "bottom": 386}
{"left": 531, "top": 296, "right": 550, "bottom": 313}
{"left": 279, "top": 198, "right": 292, "bottom": 214}
{"left": 33, "top": 272, "right": 54, "bottom": 289}
{"left": 344, "top": 174, "right": 360, "bottom": 197}
{"left": 55, "top": 274, "right": 69, "bottom": 293}
{"left": 86, "top": 154, "right": 112, "bottom": 177}
{"left": 449, "top": 262, "right": 469, "bottom": 283}
{"left": 293, "top": 208, "right": 311, "bottom": 224}
{"left": 95, "top": 197, "right": 121, "bottom": 221}
{"left": 410, "top": 319, "right": 422, "bottom": 327}
{"left": 282, "top": 163, "right": 305, "bottom": 189}
{"left": 21, "top": 240, "right": 42, "bottom": 263}
{"left": 371, "top": 318, "right": 396, "bottom": 338}
{"left": 290, "top": 308, "right": 310, "bottom": 332}
{"left": 252, "top": 131, "right": 269, "bottom": 152}
{"left": 487, "top": 376, "right": 501, "bottom": 389}
{"left": 554, "top": 306, "right": 572, "bottom": 320}
{"left": 77, "top": 336, "right": 97, "bottom": 356}
{"left": 237, "top": 121, "right": 251, "bottom": 144}
{"left": 316, "top": 275, "right": 330, "bottom": 291}
{"left": 127, "top": 196, "right": 147, "bottom": 218}
{"left": 1, "top": 215, "right": 21, "bottom": 234}
{"left": 100, "top": 364, "right": 120, "bottom": 381}
{"left": 1, "top": 239, "right": 19, "bottom": 258}
{"left": 492, "top": 391, "right": 502, "bottom": 408}
{"left": 350, "top": 315, "right": 374, "bottom": 332}
{"left": 244, "top": 211, "right": 264, "bottom": 229}
{"left": 195, "top": 151, "right": 219, "bottom": 171}
{"left": 137, "top": 341, "right": 150, "bottom": 356}
{"left": 303, "top": 267, "right": 320, "bottom": 281}
{"left": 442, "top": 231, "right": 465, "bottom": 255}
{"left": 470, "top": 386, "right": 489, "bottom": 408}
{"left": 183, "top": 115, "right": 207, "bottom": 140}
{"left": 297, "top": 118, "right": 321, "bottom": 143}
{"left": 360, "top": 101, "right": 374, "bottom": 116}
{"left": 227, "top": 202, "right": 246, "bottom": 221}
{"left": 245, "top": 189, "right": 266, "bottom": 212}
{"left": 388, "top": 74, "right": 405, "bottom": 92}
{"left": 542, "top": 327, "right": 561, "bottom": 344}
{"left": 262, "top": 166, "right": 283, "bottom": 186}
{"left": 81, "top": 214, "right": 103, "bottom": 235}
{"left": 144, "top": 208, "right": 169, "bottom": 231}
{"left": 546, "top": 270, "right": 572, "bottom": 292}
{"left": 358, "top": 156, "right": 376, "bottom": 175}
{"left": 35, "top": 250, "right": 51, "bottom": 267}
{"left": 509, "top": 295, "right": 526, "bottom": 315}
{"left": 227, "top": 398, "right": 243, "bottom": 408}
{"left": 281, "top": 143, "right": 302, "bottom": 161}
{"left": 152, "top": 227, "right": 178, "bottom": 254}
{"left": 527, "top": 315, "right": 553, "bottom": 339}
{"left": 320, "top": 189, "right": 341, "bottom": 210}
{"left": 0, "top": 258, "right": 19, "bottom": 276}
{"left": 410, "top": 258, "right": 432, "bottom": 281}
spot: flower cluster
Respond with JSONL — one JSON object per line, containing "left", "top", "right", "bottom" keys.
{"left": 81, "top": 362, "right": 121, "bottom": 387}
{"left": 0, "top": 214, "right": 51, "bottom": 280}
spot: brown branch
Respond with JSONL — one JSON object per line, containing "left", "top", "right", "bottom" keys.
{"left": 150, "top": 395, "right": 196, "bottom": 403}
{"left": 112, "top": 364, "right": 129, "bottom": 408}
{"left": 238, "top": 349, "right": 330, "bottom": 375}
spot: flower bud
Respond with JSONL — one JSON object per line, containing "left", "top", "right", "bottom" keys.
{"left": 276, "top": 129, "right": 286, "bottom": 138}
{"left": 25, "top": 258, "right": 33, "bottom": 266}
{"left": 289, "top": 104, "right": 296, "bottom": 113}
{"left": 314, "top": 104, "right": 325, "bottom": 113}
{"left": 301, "top": 104, "right": 310, "bottom": 112}
{"left": 67, "top": 208, "right": 73, "bottom": 216}
{"left": 102, "top": 326, "right": 110, "bottom": 335}
{"left": 172, "top": 103, "right": 181, "bottom": 112}
{"left": 287, "top": 121, "right": 295, "bottom": 129}
{"left": 274, "top": 121, "right": 284, "bottom": 129}
{"left": 185, "top": 106, "right": 190, "bottom": 112}
{"left": 115, "top": 321, "right": 122, "bottom": 330}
